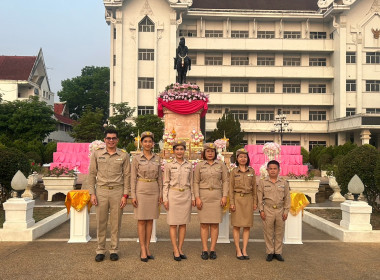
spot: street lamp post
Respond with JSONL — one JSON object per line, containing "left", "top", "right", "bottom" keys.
{"left": 271, "top": 113, "right": 292, "bottom": 145}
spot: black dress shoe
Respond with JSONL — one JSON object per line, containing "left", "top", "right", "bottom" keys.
{"left": 274, "top": 254, "right": 284, "bottom": 261}
{"left": 95, "top": 254, "right": 105, "bottom": 262}
{"left": 173, "top": 252, "right": 181, "bottom": 262}
{"left": 180, "top": 254, "right": 187, "bottom": 259}
{"left": 201, "top": 251, "right": 209, "bottom": 260}
{"left": 110, "top": 253, "right": 119, "bottom": 261}
{"left": 147, "top": 255, "right": 154, "bottom": 260}
{"left": 266, "top": 254, "right": 274, "bottom": 262}
{"left": 140, "top": 252, "right": 148, "bottom": 262}
{"left": 236, "top": 254, "right": 245, "bottom": 260}
{"left": 209, "top": 251, "right": 217, "bottom": 260}
{"left": 241, "top": 249, "right": 250, "bottom": 260}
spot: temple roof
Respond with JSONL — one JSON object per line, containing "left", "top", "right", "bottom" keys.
{"left": 0, "top": 56, "right": 37, "bottom": 80}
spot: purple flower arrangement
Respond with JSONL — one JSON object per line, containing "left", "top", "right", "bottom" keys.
{"left": 158, "top": 83, "right": 209, "bottom": 102}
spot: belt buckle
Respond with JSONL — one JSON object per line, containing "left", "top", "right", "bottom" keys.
{"left": 240, "top": 193, "right": 244, "bottom": 197}
{"left": 109, "top": 186, "right": 113, "bottom": 190}
{"left": 209, "top": 187, "right": 213, "bottom": 191}
{"left": 179, "top": 188, "right": 184, "bottom": 192}
{"left": 273, "top": 205, "right": 277, "bottom": 209}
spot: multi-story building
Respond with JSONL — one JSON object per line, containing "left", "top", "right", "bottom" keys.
{"left": 103, "top": 0, "right": 380, "bottom": 151}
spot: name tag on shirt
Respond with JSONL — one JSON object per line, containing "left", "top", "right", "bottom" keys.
{"left": 248, "top": 174, "right": 254, "bottom": 177}
{"left": 278, "top": 185, "right": 285, "bottom": 188}
{"left": 116, "top": 158, "right": 123, "bottom": 161}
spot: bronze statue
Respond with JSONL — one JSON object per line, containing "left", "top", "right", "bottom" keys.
{"left": 174, "top": 37, "right": 191, "bottom": 84}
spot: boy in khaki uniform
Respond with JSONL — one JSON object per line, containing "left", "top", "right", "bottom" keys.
{"left": 257, "top": 160, "right": 290, "bottom": 262}
{"left": 88, "top": 128, "right": 130, "bottom": 262}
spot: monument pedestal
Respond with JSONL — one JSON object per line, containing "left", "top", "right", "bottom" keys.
{"left": 3, "top": 198, "right": 35, "bottom": 230}
{"left": 284, "top": 211, "right": 303, "bottom": 244}
{"left": 68, "top": 205, "right": 91, "bottom": 243}
{"left": 340, "top": 200, "right": 372, "bottom": 231}
{"left": 217, "top": 212, "right": 230, "bottom": 243}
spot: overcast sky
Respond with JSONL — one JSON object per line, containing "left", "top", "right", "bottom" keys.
{"left": 0, "top": 0, "right": 110, "bottom": 100}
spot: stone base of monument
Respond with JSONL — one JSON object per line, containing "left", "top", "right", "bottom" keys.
{"left": 68, "top": 205, "right": 91, "bottom": 243}
{"left": 284, "top": 211, "right": 303, "bottom": 244}
{"left": 2, "top": 198, "right": 35, "bottom": 230}
{"left": 217, "top": 212, "right": 230, "bottom": 243}
{"left": 340, "top": 200, "right": 372, "bottom": 231}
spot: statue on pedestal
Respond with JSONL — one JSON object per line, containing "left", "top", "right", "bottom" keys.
{"left": 174, "top": 37, "right": 191, "bottom": 84}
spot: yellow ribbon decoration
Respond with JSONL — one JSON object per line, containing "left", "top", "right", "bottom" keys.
{"left": 289, "top": 192, "right": 310, "bottom": 216}
{"left": 65, "top": 190, "right": 92, "bottom": 214}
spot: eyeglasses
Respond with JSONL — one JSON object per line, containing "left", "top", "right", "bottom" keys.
{"left": 105, "top": 137, "right": 118, "bottom": 141}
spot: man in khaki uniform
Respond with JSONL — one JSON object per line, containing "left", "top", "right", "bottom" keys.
{"left": 88, "top": 128, "right": 130, "bottom": 262}
{"left": 257, "top": 160, "right": 290, "bottom": 262}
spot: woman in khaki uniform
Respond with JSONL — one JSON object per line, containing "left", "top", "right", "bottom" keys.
{"left": 229, "top": 148, "right": 257, "bottom": 260}
{"left": 194, "top": 143, "right": 229, "bottom": 260}
{"left": 163, "top": 140, "right": 195, "bottom": 261}
{"left": 131, "top": 131, "right": 162, "bottom": 262}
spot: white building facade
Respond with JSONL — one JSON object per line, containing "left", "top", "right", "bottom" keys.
{"left": 103, "top": 0, "right": 380, "bottom": 151}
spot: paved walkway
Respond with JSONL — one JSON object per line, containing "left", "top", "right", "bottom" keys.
{"left": 1, "top": 200, "right": 380, "bottom": 280}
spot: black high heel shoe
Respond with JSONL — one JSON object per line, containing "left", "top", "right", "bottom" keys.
{"left": 242, "top": 249, "right": 250, "bottom": 260}
{"left": 140, "top": 252, "right": 148, "bottom": 262}
{"left": 236, "top": 250, "right": 244, "bottom": 260}
{"left": 173, "top": 252, "right": 181, "bottom": 261}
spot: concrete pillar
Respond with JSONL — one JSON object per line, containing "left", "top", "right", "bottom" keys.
{"left": 337, "top": 132, "right": 347, "bottom": 145}
{"left": 3, "top": 198, "right": 35, "bottom": 230}
{"left": 360, "top": 129, "right": 371, "bottom": 145}
{"left": 340, "top": 200, "right": 372, "bottom": 231}
{"left": 284, "top": 211, "right": 303, "bottom": 244}
{"left": 217, "top": 212, "right": 230, "bottom": 243}
{"left": 68, "top": 205, "right": 91, "bottom": 243}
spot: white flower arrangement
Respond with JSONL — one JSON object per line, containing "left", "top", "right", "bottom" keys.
{"left": 262, "top": 142, "right": 281, "bottom": 161}
{"left": 89, "top": 140, "right": 106, "bottom": 157}
{"left": 260, "top": 163, "right": 269, "bottom": 179}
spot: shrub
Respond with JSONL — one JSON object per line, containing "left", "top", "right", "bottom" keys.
{"left": 301, "top": 147, "right": 309, "bottom": 164}
{"left": 336, "top": 145, "right": 379, "bottom": 212}
{"left": 318, "top": 153, "right": 333, "bottom": 169}
{"left": 126, "top": 142, "right": 137, "bottom": 153}
{"left": 333, "top": 141, "right": 357, "bottom": 158}
{"left": 43, "top": 142, "right": 57, "bottom": 164}
{"left": 309, "top": 145, "right": 325, "bottom": 168}
{"left": 25, "top": 151, "right": 42, "bottom": 164}
{"left": 0, "top": 148, "right": 30, "bottom": 203}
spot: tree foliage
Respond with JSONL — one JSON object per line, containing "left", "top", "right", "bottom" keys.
{"left": 133, "top": 114, "right": 165, "bottom": 143}
{"left": 70, "top": 107, "right": 105, "bottom": 142}
{"left": 336, "top": 145, "right": 380, "bottom": 212}
{"left": 108, "top": 103, "right": 135, "bottom": 148}
{"left": 0, "top": 96, "right": 57, "bottom": 142}
{"left": 207, "top": 113, "right": 244, "bottom": 151}
{"left": 58, "top": 66, "right": 110, "bottom": 120}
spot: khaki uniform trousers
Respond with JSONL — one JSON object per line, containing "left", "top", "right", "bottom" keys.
{"left": 262, "top": 205, "right": 285, "bottom": 254}
{"left": 95, "top": 187, "right": 123, "bottom": 255}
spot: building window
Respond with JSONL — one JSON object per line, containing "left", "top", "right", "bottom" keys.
{"left": 257, "top": 55, "right": 275, "bottom": 66}
{"left": 284, "top": 31, "right": 301, "bottom": 39}
{"left": 346, "top": 80, "right": 356, "bottom": 92}
{"left": 282, "top": 141, "right": 301, "bottom": 146}
{"left": 138, "top": 49, "right": 154, "bottom": 61}
{"left": 230, "top": 82, "right": 248, "bottom": 93}
{"left": 366, "top": 52, "right": 380, "bottom": 64}
{"left": 310, "top": 32, "right": 326, "bottom": 39}
{"left": 113, "top": 55, "right": 116, "bottom": 66}
{"left": 292, "top": 110, "right": 300, "bottom": 114}
{"left": 346, "top": 108, "right": 356, "bottom": 116}
{"left": 346, "top": 52, "right": 356, "bottom": 63}
{"left": 179, "top": 28, "right": 197, "bottom": 37}
{"left": 283, "top": 83, "right": 301, "bottom": 93}
{"left": 309, "top": 111, "right": 326, "bottom": 121}
{"left": 205, "top": 55, "right": 222, "bottom": 65}
{"left": 231, "top": 30, "right": 249, "bottom": 38}
{"left": 329, "top": 32, "right": 334, "bottom": 39}
{"left": 256, "top": 140, "right": 273, "bottom": 144}
{"left": 204, "top": 82, "right": 222, "bottom": 92}
{"left": 139, "top": 16, "right": 154, "bottom": 32}
{"left": 138, "top": 106, "right": 154, "bottom": 115}
{"left": 113, "top": 28, "right": 116, "bottom": 39}
{"left": 256, "top": 110, "right": 274, "bottom": 121}
{"left": 214, "top": 109, "right": 222, "bottom": 114}
{"left": 366, "top": 80, "right": 380, "bottom": 92}
{"left": 257, "top": 82, "right": 275, "bottom": 93}
{"left": 231, "top": 55, "right": 249, "bottom": 65}
{"left": 205, "top": 30, "right": 223, "bottom": 37}
{"left": 283, "top": 55, "right": 301, "bottom": 66}
{"left": 309, "top": 57, "right": 327, "bottom": 66}
{"left": 138, "top": 77, "right": 154, "bottom": 89}
{"left": 309, "top": 84, "right": 326, "bottom": 93}
{"left": 188, "top": 54, "right": 196, "bottom": 65}
{"left": 366, "top": 108, "right": 380, "bottom": 114}
{"left": 309, "top": 141, "right": 326, "bottom": 151}
{"left": 230, "top": 109, "right": 248, "bottom": 120}
{"left": 257, "top": 31, "right": 275, "bottom": 39}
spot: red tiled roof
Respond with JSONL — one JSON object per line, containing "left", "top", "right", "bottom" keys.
{"left": 54, "top": 103, "right": 65, "bottom": 115}
{"left": 0, "top": 56, "right": 37, "bottom": 80}
{"left": 54, "top": 113, "right": 74, "bottom": 125}
{"left": 191, "top": 0, "right": 319, "bottom": 11}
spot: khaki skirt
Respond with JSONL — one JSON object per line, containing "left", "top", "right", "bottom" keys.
{"left": 231, "top": 193, "right": 254, "bottom": 227}
{"left": 167, "top": 188, "right": 192, "bottom": 225}
{"left": 134, "top": 181, "right": 159, "bottom": 220}
{"left": 198, "top": 188, "right": 223, "bottom": 223}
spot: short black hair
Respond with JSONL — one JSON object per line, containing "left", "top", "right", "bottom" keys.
{"left": 267, "top": 160, "right": 280, "bottom": 168}
{"left": 235, "top": 153, "right": 250, "bottom": 167}
{"left": 173, "top": 144, "right": 186, "bottom": 151}
{"left": 202, "top": 149, "right": 217, "bottom": 160}
{"left": 104, "top": 127, "right": 118, "bottom": 138}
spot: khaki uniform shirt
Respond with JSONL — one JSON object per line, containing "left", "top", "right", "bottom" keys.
{"left": 87, "top": 148, "right": 131, "bottom": 195}
{"left": 229, "top": 166, "right": 257, "bottom": 206}
{"left": 193, "top": 160, "right": 229, "bottom": 198}
{"left": 163, "top": 159, "right": 194, "bottom": 202}
{"left": 257, "top": 177, "right": 291, "bottom": 215}
{"left": 130, "top": 153, "right": 163, "bottom": 199}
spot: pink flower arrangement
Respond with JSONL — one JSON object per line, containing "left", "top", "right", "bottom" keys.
{"left": 262, "top": 142, "right": 281, "bottom": 161}
{"left": 214, "top": 139, "right": 227, "bottom": 150}
{"left": 158, "top": 83, "right": 209, "bottom": 103}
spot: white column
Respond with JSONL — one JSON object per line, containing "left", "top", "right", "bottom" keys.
{"left": 360, "top": 129, "right": 371, "bottom": 145}
{"left": 217, "top": 212, "right": 230, "bottom": 243}
{"left": 284, "top": 211, "right": 303, "bottom": 244}
{"left": 340, "top": 200, "right": 372, "bottom": 231}
{"left": 68, "top": 205, "right": 91, "bottom": 243}
{"left": 3, "top": 198, "right": 35, "bottom": 230}
{"left": 151, "top": 219, "right": 157, "bottom": 242}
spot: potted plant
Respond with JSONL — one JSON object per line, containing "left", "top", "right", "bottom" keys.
{"left": 42, "top": 166, "right": 77, "bottom": 201}
{"left": 287, "top": 171, "right": 320, "bottom": 204}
